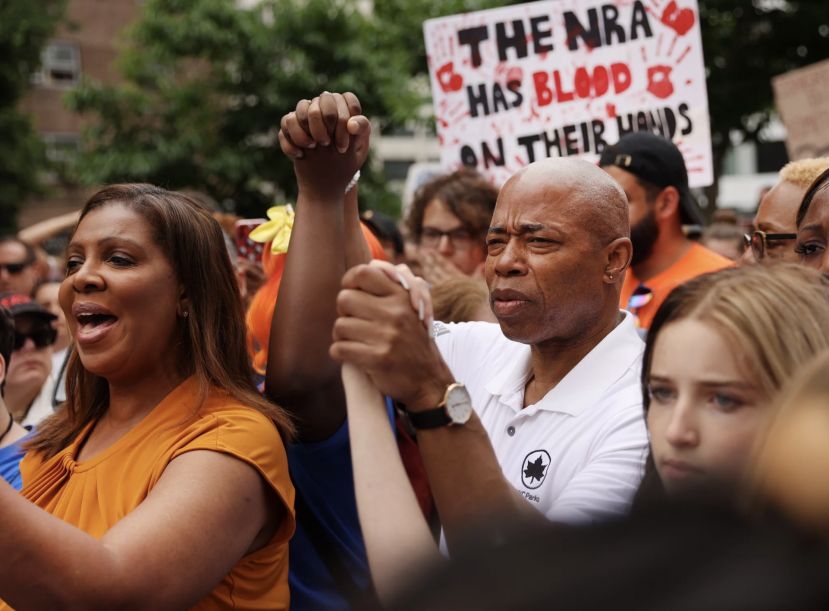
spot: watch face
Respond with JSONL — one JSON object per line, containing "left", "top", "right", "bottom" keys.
{"left": 445, "top": 384, "right": 472, "bottom": 424}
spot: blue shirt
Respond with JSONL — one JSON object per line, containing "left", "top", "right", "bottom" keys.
{"left": 0, "top": 433, "right": 30, "bottom": 491}
{"left": 287, "top": 401, "right": 394, "bottom": 611}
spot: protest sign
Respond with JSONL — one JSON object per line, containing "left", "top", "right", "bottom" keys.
{"left": 424, "top": 0, "right": 713, "bottom": 187}
{"left": 773, "top": 58, "right": 829, "bottom": 160}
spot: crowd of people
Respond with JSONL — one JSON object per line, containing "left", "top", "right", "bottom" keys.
{"left": 0, "top": 88, "right": 828, "bottom": 610}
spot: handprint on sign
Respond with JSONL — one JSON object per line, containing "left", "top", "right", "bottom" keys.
{"left": 428, "top": 24, "right": 472, "bottom": 130}
{"left": 432, "top": 22, "right": 466, "bottom": 94}
{"left": 437, "top": 61, "right": 464, "bottom": 94}
{"left": 638, "top": 1, "right": 696, "bottom": 103}
{"left": 660, "top": 1, "right": 696, "bottom": 37}
{"left": 646, "top": 65, "right": 674, "bottom": 99}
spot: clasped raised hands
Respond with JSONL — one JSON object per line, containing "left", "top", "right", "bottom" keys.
{"left": 278, "top": 91, "right": 370, "bottom": 201}
{"left": 330, "top": 260, "right": 454, "bottom": 411}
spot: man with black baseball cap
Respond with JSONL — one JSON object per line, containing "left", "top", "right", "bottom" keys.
{"left": 600, "top": 132, "right": 730, "bottom": 330}
{"left": 0, "top": 292, "right": 58, "bottom": 427}
{"left": 0, "top": 304, "right": 32, "bottom": 489}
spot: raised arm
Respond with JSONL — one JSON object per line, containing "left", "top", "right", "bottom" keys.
{"left": 341, "top": 362, "right": 441, "bottom": 603}
{"left": 265, "top": 92, "right": 371, "bottom": 441}
{"left": 331, "top": 263, "right": 537, "bottom": 553}
{"left": 17, "top": 211, "right": 80, "bottom": 246}
{"left": 0, "top": 451, "right": 281, "bottom": 610}
{"left": 345, "top": 187, "right": 372, "bottom": 268}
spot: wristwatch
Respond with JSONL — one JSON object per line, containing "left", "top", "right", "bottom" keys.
{"left": 406, "top": 383, "right": 473, "bottom": 430}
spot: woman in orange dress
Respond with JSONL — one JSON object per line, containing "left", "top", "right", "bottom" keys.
{"left": 0, "top": 184, "right": 295, "bottom": 610}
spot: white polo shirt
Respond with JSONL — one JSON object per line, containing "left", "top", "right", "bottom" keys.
{"left": 434, "top": 311, "right": 648, "bottom": 524}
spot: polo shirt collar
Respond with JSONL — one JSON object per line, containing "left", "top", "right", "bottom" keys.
{"left": 484, "top": 311, "right": 643, "bottom": 416}
{"left": 485, "top": 343, "right": 532, "bottom": 401}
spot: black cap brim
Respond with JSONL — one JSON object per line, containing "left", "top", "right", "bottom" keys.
{"left": 679, "top": 185, "right": 705, "bottom": 227}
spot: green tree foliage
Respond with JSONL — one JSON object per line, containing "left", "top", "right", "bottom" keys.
{"left": 0, "top": 0, "right": 66, "bottom": 232}
{"left": 701, "top": 0, "right": 829, "bottom": 170}
{"left": 68, "top": 0, "right": 430, "bottom": 217}
{"left": 68, "top": 0, "right": 829, "bottom": 217}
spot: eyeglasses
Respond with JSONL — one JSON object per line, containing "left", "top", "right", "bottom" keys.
{"left": 420, "top": 227, "right": 476, "bottom": 250}
{"left": 13, "top": 325, "right": 57, "bottom": 350}
{"left": 626, "top": 284, "right": 653, "bottom": 328}
{"left": 743, "top": 230, "right": 797, "bottom": 261}
{"left": 0, "top": 260, "right": 33, "bottom": 275}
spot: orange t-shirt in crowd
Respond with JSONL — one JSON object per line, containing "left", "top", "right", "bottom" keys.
{"left": 9, "top": 377, "right": 295, "bottom": 611}
{"left": 620, "top": 242, "right": 733, "bottom": 330}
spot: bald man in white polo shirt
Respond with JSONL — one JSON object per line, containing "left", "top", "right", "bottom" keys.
{"left": 333, "top": 158, "right": 648, "bottom": 551}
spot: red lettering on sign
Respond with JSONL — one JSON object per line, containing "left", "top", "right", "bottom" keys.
{"left": 533, "top": 71, "right": 553, "bottom": 106}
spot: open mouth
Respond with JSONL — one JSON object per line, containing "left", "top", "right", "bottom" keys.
{"left": 77, "top": 313, "right": 117, "bottom": 328}
{"left": 73, "top": 306, "right": 119, "bottom": 346}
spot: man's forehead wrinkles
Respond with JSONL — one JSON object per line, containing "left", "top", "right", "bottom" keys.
{"left": 489, "top": 219, "right": 565, "bottom": 235}
{"left": 508, "top": 222, "right": 549, "bottom": 234}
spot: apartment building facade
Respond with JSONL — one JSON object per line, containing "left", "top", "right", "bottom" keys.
{"left": 17, "top": 0, "right": 139, "bottom": 228}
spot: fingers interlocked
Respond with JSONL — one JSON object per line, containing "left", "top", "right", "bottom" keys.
{"left": 278, "top": 91, "right": 364, "bottom": 158}
{"left": 331, "top": 263, "right": 435, "bottom": 373}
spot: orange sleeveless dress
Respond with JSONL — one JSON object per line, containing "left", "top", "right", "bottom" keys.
{"left": 7, "top": 377, "right": 295, "bottom": 610}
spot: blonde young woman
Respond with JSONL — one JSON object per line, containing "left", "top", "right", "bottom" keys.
{"left": 636, "top": 263, "right": 829, "bottom": 502}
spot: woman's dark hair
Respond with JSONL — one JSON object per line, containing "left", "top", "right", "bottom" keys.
{"left": 386, "top": 502, "right": 828, "bottom": 611}
{"left": 796, "top": 167, "right": 829, "bottom": 227}
{"left": 29, "top": 184, "right": 294, "bottom": 458}
{"left": 405, "top": 168, "right": 498, "bottom": 241}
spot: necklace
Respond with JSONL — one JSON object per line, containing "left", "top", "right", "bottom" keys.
{"left": 0, "top": 413, "right": 14, "bottom": 445}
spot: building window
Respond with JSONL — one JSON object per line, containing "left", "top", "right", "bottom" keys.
{"left": 32, "top": 42, "right": 81, "bottom": 88}
{"left": 42, "top": 133, "right": 81, "bottom": 164}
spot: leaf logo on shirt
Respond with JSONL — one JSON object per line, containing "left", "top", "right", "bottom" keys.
{"left": 521, "top": 449, "right": 551, "bottom": 490}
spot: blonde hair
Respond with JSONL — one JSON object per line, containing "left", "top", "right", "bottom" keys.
{"left": 779, "top": 157, "right": 829, "bottom": 190}
{"left": 644, "top": 264, "right": 829, "bottom": 403}
{"left": 432, "top": 277, "right": 490, "bottom": 323}
{"left": 750, "top": 351, "right": 829, "bottom": 535}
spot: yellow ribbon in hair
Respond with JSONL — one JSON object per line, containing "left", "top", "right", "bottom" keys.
{"left": 249, "top": 204, "right": 295, "bottom": 254}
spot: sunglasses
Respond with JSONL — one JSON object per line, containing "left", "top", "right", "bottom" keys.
{"left": 0, "top": 260, "right": 33, "bottom": 275}
{"left": 13, "top": 325, "right": 57, "bottom": 350}
{"left": 743, "top": 230, "right": 797, "bottom": 260}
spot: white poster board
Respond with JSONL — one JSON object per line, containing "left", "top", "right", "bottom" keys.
{"left": 773, "top": 58, "right": 829, "bottom": 160}
{"left": 424, "top": 0, "right": 713, "bottom": 187}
